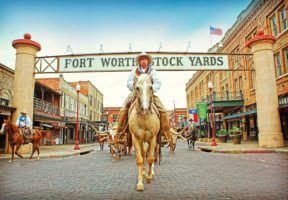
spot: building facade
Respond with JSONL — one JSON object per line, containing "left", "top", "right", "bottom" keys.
{"left": 186, "top": 0, "right": 288, "bottom": 140}
{"left": 70, "top": 81, "right": 103, "bottom": 122}
{"left": 33, "top": 80, "right": 62, "bottom": 145}
{"left": 0, "top": 63, "right": 16, "bottom": 153}
{"left": 103, "top": 107, "right": 121, "bottom": 127}
{"left": 37, "top": 75, "right": 102, "bottom": 144}
{"left": 169, "top": 108, "right": 188, "bottom": 128}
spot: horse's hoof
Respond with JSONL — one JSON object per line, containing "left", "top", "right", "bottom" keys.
{"left": 8, "top": 159, "right": 12, "bottom": 163}
{"left": 146, "top": 177, "right": 152, "bottom": 184}
{"left": 37, "top": 157, "right": 40, "bottom": 160}
{"left": 136, "top": 184, "right": 144, "bottom": 191}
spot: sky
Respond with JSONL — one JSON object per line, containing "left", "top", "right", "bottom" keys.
{"left": 0, "top": 0, "right": 251, "bottom": 110}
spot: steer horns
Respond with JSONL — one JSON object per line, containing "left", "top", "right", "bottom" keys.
{"left": 170, "top": 128, "right": 186, "bottom": 140}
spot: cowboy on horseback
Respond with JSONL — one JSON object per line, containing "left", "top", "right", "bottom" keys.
{"left": 116, "top": 52, "right": 173, "bottom": 147}
{"left": 16, "top": 109, "right": 32, "bottom": 143}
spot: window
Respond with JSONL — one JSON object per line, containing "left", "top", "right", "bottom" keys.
{"left": 61, "top": 93, "right": 65, "bottom": 108}
{"left": 270, "top": 15, "right": 278, "bottom": 36}
{"left": 113, "top": 114, "right": 118, "bottom": 122}
{"left": 246, "top": 29, "right": 257, "bottom": 53}
{"left": 89, "top": 95, "right": 93, "bottom": 106}
{"left": 239, "top": 76, "right": 243, "bottom": 92}
{"left": 71, "top": 97, "right": 74, "bottom": 111}
{"left": 274, "top": 52, "right": 282, "bottom": 77}
{"left": 279, "top": 6, "right": 287, "bottom": 32}
{"left": 284, "top": 47, "right": 288, "bottom": 74}
{"left": 65, "top": 95, "right": 69, "bottom": 109}
{"left": 250, "top": 70, "right": 256, "bottom": 89}
{"left": 0, "top": 98, "right": 9, "bottom": 106}
{"left": 235, "top": 79, "right": 239, "bottom": 92}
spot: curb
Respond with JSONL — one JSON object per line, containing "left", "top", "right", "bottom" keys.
{"left": 0, "top": 149, "right": 94, "bottom": 160}
{"left": 198, "top": 147, "right": 276, "bottom": 154}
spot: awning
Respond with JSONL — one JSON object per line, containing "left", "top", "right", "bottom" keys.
{"left": 224, "top": 109, "right": 257, "bottom": 120}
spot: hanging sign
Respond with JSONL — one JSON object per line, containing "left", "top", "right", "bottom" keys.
{"left": 58, "top": 53, "right": 229, "bottom": 72}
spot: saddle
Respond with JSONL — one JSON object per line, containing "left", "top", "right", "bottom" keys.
{"left": 20, "top": 128, "right": 33, "bottom": 144}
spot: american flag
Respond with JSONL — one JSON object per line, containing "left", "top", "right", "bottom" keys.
{"left": 210, "top": 26, "right": 223, "bottom": 36}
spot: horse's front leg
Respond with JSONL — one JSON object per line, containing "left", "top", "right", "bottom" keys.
{"left": 133, "top": 137, "right": 144, "bottom": 191}
{"left": 9, "top": 144, "right": 15, "bottom": 162}
{"left": 147, "top": 137, "right": 157, "bottom": 183}
{"left": 141, "top": 142, "right": 146, "bottom": 178}
{"left": 15, "top": 143, "right": 23, "bottom": 159}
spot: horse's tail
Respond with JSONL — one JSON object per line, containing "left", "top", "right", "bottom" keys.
{"left": 158, "top": 144, "right": 162, "bottom": 166}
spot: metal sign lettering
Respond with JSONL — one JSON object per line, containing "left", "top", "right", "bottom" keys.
{"left": 58, "top": 54, "right": 229, "bottom": 72}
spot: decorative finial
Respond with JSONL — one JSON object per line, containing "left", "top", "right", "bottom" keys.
{"left": 24, "top": 33, "right": 31, "bottom": 40}
{"left": 257, "top": 29, "right": 264, "bottom": 36}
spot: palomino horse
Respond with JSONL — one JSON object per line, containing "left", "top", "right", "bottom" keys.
{"left": 0, "top": 120, "right": 42, "bottom": 162}
{"left": 128, "top": 74, "right": 161, "bottom": 191}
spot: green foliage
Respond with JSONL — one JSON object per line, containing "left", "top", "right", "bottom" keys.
{"left": 217, "top": 128, "right": 228, "bottom": 136}
{"left": 229, "top": 126, "right": 241, "bottom": 135}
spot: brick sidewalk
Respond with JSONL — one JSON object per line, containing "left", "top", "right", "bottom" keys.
{"left": 197, "top": 140, "right": 288, "bottom": 154}
{"left": 0, "top": 143, "right": 98, "bottom": 160}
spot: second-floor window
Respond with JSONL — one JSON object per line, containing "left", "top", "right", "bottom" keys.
{"left": 113, "top": 114, "right": 118, "bottom": 122}
{"left": 89, "top": 95, "right": 93, "bottom": 106}
{"left": 284, "top": 47, "right": 288, "bottom": 74}
{"left": 270, "top": 15, "right": 278, "bottom": 36}
{"left": 235, "top": 79, "right": 239, "bottom": 92}
{"left": 274, "top": 52, "right": 282, "bottom": 77}
{"left": 239, "top": 76, "right": 243, "bottom": 92}
{"left": 65, "top": 95, "right": 69, "bottom": 109}
{"left": 279, "top": 6, "right": 287, "bottom": 32}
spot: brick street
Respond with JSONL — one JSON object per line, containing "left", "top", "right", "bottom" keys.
{"left": 0, "top": 142, "right": 287, "bottom": 200}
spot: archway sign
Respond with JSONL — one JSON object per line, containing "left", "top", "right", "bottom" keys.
{"left": 34, "top": 52, "right": 253, "bottom": 73}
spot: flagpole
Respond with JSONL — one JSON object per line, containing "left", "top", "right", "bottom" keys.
{"left": 209, "top": 26, "right": 212, "bottom": 48}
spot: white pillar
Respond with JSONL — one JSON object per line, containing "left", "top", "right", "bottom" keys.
{"left": 12, "top": 33, "right": 41, "bottom": 153}
{"left": 247, "top": 30, "right": 284, "bottom": 148}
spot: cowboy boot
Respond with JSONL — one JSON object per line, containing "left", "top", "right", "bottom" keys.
{"left": 117, "top": 108, "right": 128, "bottom": 134}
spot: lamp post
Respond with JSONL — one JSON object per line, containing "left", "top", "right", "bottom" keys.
{"left": 74, "top": 83, "right": 80, "bottom": 150}
{"left": 208, "top": 81, "right": 217, "bottom": 146}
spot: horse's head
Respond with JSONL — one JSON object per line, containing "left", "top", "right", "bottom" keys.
{"left": 134, "top": 74, "right": 153, "bottom": 115}
{"left": 0, "top": 120, "right": 10, "bottom": 134}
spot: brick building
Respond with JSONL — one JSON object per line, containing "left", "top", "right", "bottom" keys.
{"left": 186, "top": 0, "right": 288, "bottom": 140}
{"left": 0, "top": 63, "right": 16, "bottom": 153}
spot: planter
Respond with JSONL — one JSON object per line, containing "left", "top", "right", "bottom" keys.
{"left": 218, "top": 135, "right": 228, "bottom": 143}
{"left": 230, "top": 134, "right": 241, "bottom": 144}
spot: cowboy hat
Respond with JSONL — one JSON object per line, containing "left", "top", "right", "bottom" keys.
{"left": 21, "top": 109, "right": 27, "bottom": 114}
{"left": 136, "top": 52, "right": 153, "bottom": 64}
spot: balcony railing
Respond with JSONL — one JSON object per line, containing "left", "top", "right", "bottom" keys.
{"left": 33, "top": 97, "right": 60, "bottom": 116}
{"left": 198, "top": 91, "right": 243, "bottom": 102}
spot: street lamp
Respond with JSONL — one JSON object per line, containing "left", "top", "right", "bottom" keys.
{"left": 173, "top": 101, "right": 176, "bottom": 128}
{"left": 74, "top": 82, "right": 81, "bottom": 150}
{"left": 208, "top": 81, "right": 217, "bottom": 146}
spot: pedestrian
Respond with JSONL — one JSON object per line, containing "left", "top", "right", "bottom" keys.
{"left": 190, "top": 128, "right": 197, "bottom": 150}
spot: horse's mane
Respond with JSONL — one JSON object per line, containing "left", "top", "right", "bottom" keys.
{"left": 5, "top": 120, "right": 19, "bottom": 133}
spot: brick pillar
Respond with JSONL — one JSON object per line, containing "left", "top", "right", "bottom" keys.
{"left": 247, "top": 30, "right": 284, "bottom": 148}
